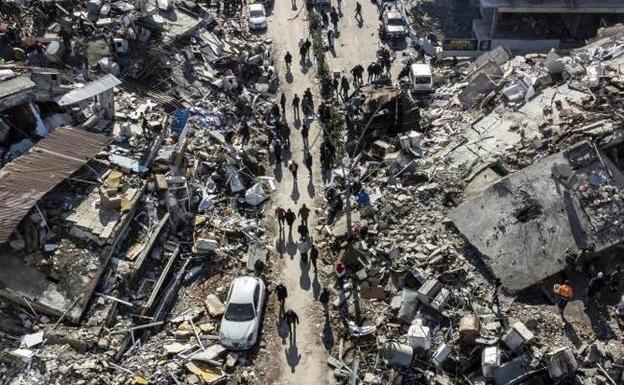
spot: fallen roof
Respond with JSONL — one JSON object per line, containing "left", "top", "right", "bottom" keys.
{"left": 0, "top": 76, "right": 35, "bottom": 100}
{"left": 450, "top": 141, "right": 624, "bottom": 291}
{"left": 448, "top": 83, "right": 587, "bottom": 170}
{"left": 0, "top": 127, "right": 111, "bottom": 242}
{"left": 55, "top": 74, "right": 121, "bottom": 106}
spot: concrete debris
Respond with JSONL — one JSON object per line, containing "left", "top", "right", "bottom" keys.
{"left": 0, "top": 0, "right": 624, "bottom": 384}
{"left": 311, "top": 22, "right": 624, "bottom": 385}
{"left": 20, "top": 332, "right": 44, "bottom": 348}
{"left": 163, "top": 342, "right": 191, "bottom": 355}
{"left": 0, "top": 0, "right": 281, "bottom": 382}
{"left": 204, "top": 295, "right": 225, "bottom": 318}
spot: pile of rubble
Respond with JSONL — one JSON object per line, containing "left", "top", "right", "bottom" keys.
{"left": 312, "top": 31, "right": 624, "bottom": 385}
{"left": 0, "top": 0, "right": 284, "bottom": 383}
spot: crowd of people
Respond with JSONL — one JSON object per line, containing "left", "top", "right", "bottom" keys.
{"left": 257, "top": 0, "right": 400, "bottom": 358}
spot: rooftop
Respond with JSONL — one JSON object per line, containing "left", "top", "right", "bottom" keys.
{"left": 0, "top": 76, "right": 35, "bottom": 100}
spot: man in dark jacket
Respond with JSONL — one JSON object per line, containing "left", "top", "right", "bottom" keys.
{"left": 284, "top": 309, "right": 299, "bottom": 342}
{"left": 587, "top": 271, "right": 605, "bottom": 307}
{"left": 298, "top": 204, "right": 310, "bottom": 227}
{"left": 310, "top": 243, "right": 319, "bottom": 274}
{"left": 275, "top": 283, "right": 288, "bottom": 317}
{"left": 285, "top": 208, "right": 296, "bottom": 234}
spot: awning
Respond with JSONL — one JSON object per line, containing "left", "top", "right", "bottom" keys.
{"left": 55, "top": 74, "right": 121, "bottom": 106}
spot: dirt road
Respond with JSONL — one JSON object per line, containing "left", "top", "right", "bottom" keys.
{"left": 264, "top": 0, "right": 393, "bottom": 383}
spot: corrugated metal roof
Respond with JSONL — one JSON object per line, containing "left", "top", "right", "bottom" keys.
{"left": 0, "top": 127, "right": 111, "bottom": 242}
{"left": 55, "top": 74, "right": 121, "bottom": 106}
{"left": 0, "top": 76, "right": 35, "bottom": 99}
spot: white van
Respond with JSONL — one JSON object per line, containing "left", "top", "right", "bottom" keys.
{"left": 409, "top": 63, "right": 433, "bottom": 94}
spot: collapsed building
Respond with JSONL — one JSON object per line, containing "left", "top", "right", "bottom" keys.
{"left": 0, "top": 0, "right": 284, "bottom": 382}
{"left": 451, "top": 140, "right": 624, "bottom": 292}
{"left": 0, "top": 0, "right": 624, "bottom": 384}
{"left": 312, "top": 29, "right": 624, "bottom": 385}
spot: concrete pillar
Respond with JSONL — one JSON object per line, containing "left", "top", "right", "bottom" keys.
{"left": 490, "top": 9, "right": 498, "bottom": 38}
{"left": 98, "top": 89, "right": 115, "bottom": 121}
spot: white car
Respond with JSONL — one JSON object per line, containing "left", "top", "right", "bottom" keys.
{"left": 248, "top": 4, "right": 268, "bottom": 31}
{"left": 218, "top": 276, "right": 266, "bottom": 350}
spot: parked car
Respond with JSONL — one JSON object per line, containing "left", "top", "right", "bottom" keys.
{"left": 248, "top": 4, "right": 268, "bottom": 31}
{"left": 218, "top": 276, "right": 266, "bottom": 350}
{"left": 409, "top": 63, "right": 433, "bottom": 95}
{"left": 379, "top": 9, "right": 407, "bottom": 40}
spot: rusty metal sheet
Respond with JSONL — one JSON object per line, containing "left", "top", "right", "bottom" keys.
{"left": 0, "top": 127, "right": 111, "bottom": 242}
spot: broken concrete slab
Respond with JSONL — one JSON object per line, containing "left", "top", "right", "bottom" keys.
{"left": 451, "top": 141, "right": 624, "bottom": 291}
{"left": 204, "top": 294, "right": 225, "bottom": 317}
{"left": 164, "top": 342, "right": 192, "bottom": 355}
{"left": 190, "top": 344, "right": 227, "bottom": 362}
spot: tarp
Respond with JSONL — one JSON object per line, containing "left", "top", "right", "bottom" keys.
{"left": 245, "top": 183, "right": 267, "bottom": 206}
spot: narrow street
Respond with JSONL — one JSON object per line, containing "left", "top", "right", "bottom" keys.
{"left": 266, "top": 0, "right": 396, "bottom": 382}
{"left": 326, "top": 0, "right": 387, "bottom": 77}
{"left": 266, "top": 1, "right": 331, "bottom": 383}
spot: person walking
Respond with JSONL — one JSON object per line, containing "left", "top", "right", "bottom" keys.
{"left": 284, "top": 309, "right": 299, "bottom": 341}
{"left": 327, "top": 29, "right": 334, "bottom": 50}
{"left": 320, "top": 145, "right": 329, "bottom": 171}
{"left": 303, "top": 39, "right": 312, "bottom": 60}
{"left": 282, "top": 122, "right": 291, "bottom": 148}
{"left": 303, "top": 87, "right": 313, "bottom": 105}
{"left": 319, "top": 287, "right": 330, "bottom": 314}
{"left": 587, "top": 271, "right": 606, "bottom": 307}
{"left": 350, "top": 65, "right": 359, "bottom": 87}
{"left": 288, "top": 160, "right": 299, "bottom": 180}
{"left": 298, "top": 204, "right": 310, "bottom": 227}
{"left": 351, "top": 64, "right": 364, "bottom": 86}
{"left": 341, "top": 75, "right": 350, "bottom": 100}
{"left": 280, "top": 92, "right": 287, "bottom": 115}
{"left": 292, "top": 94, "right": 300, "bottom": 121}
{"left": 304, "top": 151, "right": 313, "bottom": 175}
{"left": 275, "top": 206, "right": 286, "bottom": 229}
{"left": 492, "top": 277, "right": 502, "bottom": 312}
{"left": 330, "top": 7, "right": 339, "bottom": 30}
{"left": 321, "top": 11, "right": 329, "bottom": 29}
{"left": 310, "top": 243, "right": 319, "bottom": 274}
{"left": 301, "top": 119, "right": 309, "bottom": 148}
{"left": 355, "top": 2, "right": 362, "bottom": 21}
{"left": 336, "top": 0, "right": 342, "bottom": 12}
{"left": 367, "top": 62, "right": 375, "bottom": 82}
{"left": 297, "top": 222, "right": 309, "bottom": 241}
{"left": 271, "top": 102, "right": 281, "bottom": 122}
{"left": 290, "top": 0, "right": 296, "bottom": 10}
{"left": 332, "top": 77, "right": 340, "bottom": 99}
{"left": 276, "top": 283, "right": 288, "bottom": 316}
{"left": 285, "top": 208, "right": 296, "bottom": 235}
{"left": 299, "top": 43, "right": 306, "bottom": 62}
{"left": 554, "top": 279, "right": 574, "bottom": 321}
{"left": 284, "top": 51, "right": 292, "bottom": 72}
{"left": 273, "top": 138, "right": 282, "bottom": 162}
